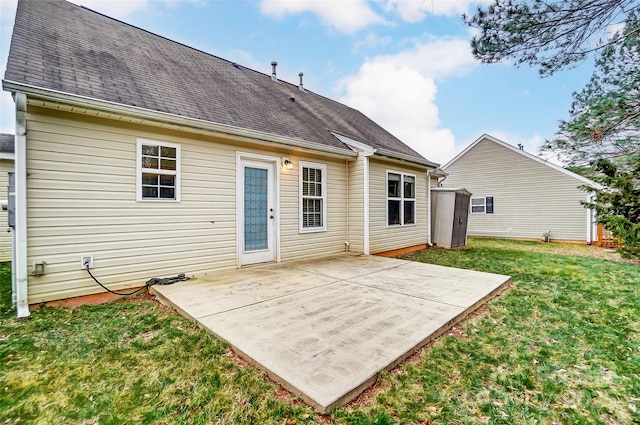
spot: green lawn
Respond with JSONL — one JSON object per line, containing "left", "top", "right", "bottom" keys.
{"left": 1, "top": 238, "right": 639, "bottom": 424}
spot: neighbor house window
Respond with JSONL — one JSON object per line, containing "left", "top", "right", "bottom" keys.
{"left": 299, "top": 161, "right": 327, "bottom": 232}
{"left": 387, "top": 171, "right": 416, "bottom": 226}
{"left": 471, "top": 196, "right": 493, "bottom": 214}
{"left": 137, "top": 139, "right": 180, "bottom": 201}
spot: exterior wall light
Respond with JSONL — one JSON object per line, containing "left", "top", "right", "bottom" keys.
{"left": 282, "top": 157, "right": 294, "bottom": 170}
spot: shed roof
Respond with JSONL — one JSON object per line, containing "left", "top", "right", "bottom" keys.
{"left": 3, "top": 0, "right": 432, "bottom": 165}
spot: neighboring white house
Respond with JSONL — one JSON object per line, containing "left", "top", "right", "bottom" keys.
{"left": 0, "top": 134, "right": 14, "bottom": 262}
{"left": 441, "top": 134, "right": 599, "bottom": 243}
{"left": 3, "top": 0, "right": 440, "bottom": 316}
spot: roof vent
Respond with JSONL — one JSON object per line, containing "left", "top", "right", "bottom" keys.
{"left": 518, "top": 143, "right": 524, "bottom": 151}
{"left": 290, "top": 93, "right": 295, "bottom": 102}
{"left": 271, "top": 61, "right": 278, "bottom": 82}
{"left": 298, "top": 72, "right": 305, "bottom": 92}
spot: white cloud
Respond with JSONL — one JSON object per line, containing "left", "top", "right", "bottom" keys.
{"left": 382, "top": 0, "right": 492, "bottom": 22}
{"left": 67, "top": 0, "right": 201, "bottom": 19}
{"left": 368, "top": 36, "right": 477, "bottom": 80}
{"left": 353, "top": 32, "right": 392, "bottom": 51}
{"left": 69, "top": 0, "right": 152, "bottom": 19}
{"left": 339, "top": 36, "right": 478, "bottom": 163}
{"left": 607, "top": 21, "right": 626, "bottom": 40}
{"left": 340, "top": 61, "right": 456, "bottom": 164}
{"left": 1, "top": 0, "right": 18, "bottom": 134}
{"left": 259, "top": 0, "right": 385, "bottom": 34}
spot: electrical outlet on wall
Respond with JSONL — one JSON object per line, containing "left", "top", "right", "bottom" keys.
{"left": 81, "top": 255, "right": 94, "bottom": 269}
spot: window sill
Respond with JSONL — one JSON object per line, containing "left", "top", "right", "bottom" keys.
{"left": 299, "top": 228, "right": 327, "bottom": 234}
{"left": 136, "top": 198, "right": 181, "bottom": 203}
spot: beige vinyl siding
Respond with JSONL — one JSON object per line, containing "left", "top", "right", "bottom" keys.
{"left": 0, "top": 158, "right": 13, "bottom": 261}
{"left": 442, "top": 138, "right": 589, "bottom": 241}
{"left": 25, "top": 109, "right": 236, "bottom": 303}
{"left": 369, "top": 158, "right": 428, "bottom": 253}
{"left": 279, "top": 155, "right": 348, "bottom": 261}
{"left": 347, "top": 156, "right": 366, "bottom": 254}
{"left": 24, "top": 106, "right": 350, "bottom": 304}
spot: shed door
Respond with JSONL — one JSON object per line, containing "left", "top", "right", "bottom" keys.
{"left": 451, "top": 193, "right": 470, "bottom": 248}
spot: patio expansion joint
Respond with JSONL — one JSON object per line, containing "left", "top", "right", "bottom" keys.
{"left": 194, "top": 278, "right": 343, "bottom": 320}
{"left": 288, "top": 261, "right": 407, "bottom": 281}
{"left": 345, "top": 279, "right": 468, "bottom": 310}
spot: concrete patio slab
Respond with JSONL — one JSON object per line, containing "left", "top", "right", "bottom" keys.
{"left": 151, "top": 254, "right": 510, "bottom": 413}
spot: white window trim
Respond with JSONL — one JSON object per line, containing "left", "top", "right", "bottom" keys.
{"left": 299, "top": 161, "right": 327, "bottom": 233}
{"left": 470, "top": 196, "right": 491, "bottom": 214}
{"left": 386, "top": 170, "right": 417, "bottom": 227}
{"left": 136, "top": 138, "right": 181, "bottom": 202}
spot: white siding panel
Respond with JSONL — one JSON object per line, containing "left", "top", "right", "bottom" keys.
{"left": 442, "top": 138, "right": 589, "bottom": 241}
{"left": 0, "top": 158, "right": 13, "bottom": 261}
{"left": 368, "top": 158, "right": 428, "bottom": 253}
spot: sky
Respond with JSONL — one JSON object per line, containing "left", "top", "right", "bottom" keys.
{"left": 0, "top": 0, "right": 597, "bottom": 165}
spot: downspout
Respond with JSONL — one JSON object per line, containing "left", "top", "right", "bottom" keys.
{"left": 427, "top": 170, "right": 433, "bottom": 246}
{"left": 345, "top": 159, "right": 350, "bottom": 252}
{"left": 363, "top": 156, "right": 370, "bottom": 255}
{"left": 586, "top": 193, "right": 595, "bottom": 245}
{"left": 14, "top": 92, "right": 29, "bottom": 317}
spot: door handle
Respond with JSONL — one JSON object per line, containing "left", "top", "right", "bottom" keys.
{"left": 269, "top": 215, "right": 274, "bottom": 219}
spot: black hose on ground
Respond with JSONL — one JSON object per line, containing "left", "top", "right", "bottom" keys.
{"left": 85, "top": 266, "right": 189, "bottom": 296}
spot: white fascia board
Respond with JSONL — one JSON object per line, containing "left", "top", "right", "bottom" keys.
{"left": 0, "top": 153, "right": 15, "bottom": 160}
{"left": 443, "top": 133, "right": 603, "bottom": 189}
{"left": 331, "top": 132, "right": 439, "bottom": 168}
{"left": 374, "top": 149, "right": 439, "bottom": 169}
{"left": 331, "top": 132, "right": 375, "bottom": 156}
{"left": 2, "top": 80, "right": 357, "bottom": 160}
{"left": 431, "top": 187, "right": 472, "bottom": 196}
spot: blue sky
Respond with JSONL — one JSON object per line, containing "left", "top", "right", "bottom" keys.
{"left": 0, "top": 0, "right": 595, "bottom": 165}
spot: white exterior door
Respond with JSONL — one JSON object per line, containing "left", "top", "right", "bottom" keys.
{"left": 238, "top": 156, "right": 278, "bottom": 266}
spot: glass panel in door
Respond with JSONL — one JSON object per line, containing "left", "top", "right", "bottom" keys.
{"left": 244, "top": 167, "right": 268, "bottom": 251}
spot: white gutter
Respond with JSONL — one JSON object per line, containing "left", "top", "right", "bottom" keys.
{"left": 14, "top": 92, "right": 29, "bottom": 317}
{"left": 374, "top": 148, "right": 439, "bottom": 169}
{"left": 0, "top": 153, "right": 15, "bottom": 160}
{"left": 2, "top": 81, "right": 357, "bottom": 160}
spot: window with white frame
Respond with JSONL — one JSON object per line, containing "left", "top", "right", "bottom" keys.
{"left": 471, "top": 196, "right": 494, "bottom": 214}
{"left": 299, "top": 161, "right": 326, "bottom": 232}
{"left": 137, "top": 139, "right": 180, "bottom": 201}
{"left": 387, "top": 171, "right": 416, "bottom": 226}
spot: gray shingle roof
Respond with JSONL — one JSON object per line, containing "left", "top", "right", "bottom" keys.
{"left": 4, "top": 0, "right": 429, "bottom": 163}
{"left": 0, "top": 134, "right": 14, "bottom": 154}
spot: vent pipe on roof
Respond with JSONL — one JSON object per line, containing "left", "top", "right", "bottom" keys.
{"left": 298, "top": 72, "right": 305, "bottom": 92}
{"left": 271, "top": 61, "right": 278, "bottom": 82}
{"left": 518, "top": 143, "right": 524, "bottom": 151}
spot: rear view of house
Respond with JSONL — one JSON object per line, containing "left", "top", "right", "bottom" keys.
{"left": 441, "top": 134, "right": 598, "bottom": 243}
{"left": 3, "top": 0, "right": 439, "bottom": 316}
